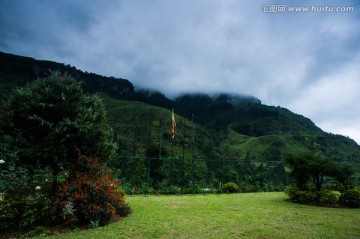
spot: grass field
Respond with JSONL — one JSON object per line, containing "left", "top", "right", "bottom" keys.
{"left": 38, "top": 192, "right": 360, "bottom": 239}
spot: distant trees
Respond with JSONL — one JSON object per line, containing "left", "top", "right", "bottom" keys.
{"left": 134, "top": 89, "right": 174, "bottom": 109}
{"left": 284, "top": 147, "right": 360, "bottom": 207}
{"left": 146, "top": 142, "right": 169, "bottom": 189}
{"left": 285, "top": 150, "right": 354, "bottom": 191}
{"left": 0, "top": 52, "right": 134, "bottom": 100}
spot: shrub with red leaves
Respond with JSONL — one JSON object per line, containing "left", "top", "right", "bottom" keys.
{"left": 54, "top": 152, "right": 131, "bottom": 226}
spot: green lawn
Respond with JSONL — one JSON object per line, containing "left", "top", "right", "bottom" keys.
{"left": 39, "top": 192, "right": 360, "bottom": 239}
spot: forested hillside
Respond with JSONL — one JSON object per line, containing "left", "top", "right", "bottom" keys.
{"left": 1, "top": 51, "right": 360, "bottom": 192}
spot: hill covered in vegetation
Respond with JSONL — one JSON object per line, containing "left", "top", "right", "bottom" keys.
{"left": 1, "top": 51, "right": 359, "bottom": 191}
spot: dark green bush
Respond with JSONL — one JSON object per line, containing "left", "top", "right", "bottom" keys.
{"left": 223, "top": 182, "right": 239, "bottom": 193}
{"left": 0, "top": 161, "right": 54, "bottom": 230}
{"left": 318, "top": 190, "right": 339, "bottom": 205}
{"left": 285, "top": 185, "right": 318, "bottom": 204}
{"left": 285, "top": 185, "right": 300, "bottom": 201}
{"left": 339, "top": 189, "right": 360, "bottom": 208}
{"left": 296, "top": 191, "right": 318, "bottom": 204}
{"left": 286, "top": 185, "right": 342, "bottom": 206}
{"left": 0, "top": 200, "right": 17, "bottom": 230}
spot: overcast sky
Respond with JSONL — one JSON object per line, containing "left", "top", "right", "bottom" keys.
{"left": 1, "top": 0, "right": 360, "bottom": 144}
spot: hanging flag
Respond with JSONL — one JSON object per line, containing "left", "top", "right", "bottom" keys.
{"left": 171, "top": 108, "right": 176, "bottom": 139}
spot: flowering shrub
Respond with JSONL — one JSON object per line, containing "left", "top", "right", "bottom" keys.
{"left": 53, "top": 152, "right": 131, "bottom": 226}
{"left": 0, "top": 159, "right": 54, "bottom": 230}
{"left": 0, "top": 73, "right": 129, "bottom": 234}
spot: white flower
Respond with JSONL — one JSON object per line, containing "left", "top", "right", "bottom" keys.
{"left": 45, "top": 179, "right": 48, "bottom": 182}
{"left": 0, "top": 159, "right": 5, "bottom": 164}
{"left": 35, "top": 186, "right": 41, "bottom": 190}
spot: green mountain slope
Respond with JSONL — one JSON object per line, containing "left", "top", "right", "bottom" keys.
{"left": 1, "top": 51, "right": 360, "bottom": 190}
{"left": 101, "top": 94, "right": 360, "bottom": 190}
{"left": 100, "top": 93, "right": 217, "bottom": 160}
{"left": 1, "top": 51, "right": 360, "bottom": 164}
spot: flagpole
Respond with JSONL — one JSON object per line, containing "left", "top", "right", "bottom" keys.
{"left": 131, "top": 109, "right": 138, "bottom": 196}
{"left": 171, "top": 108, "right": 176, "bottom": 195}
{"left": 191, "top": 113, "right": 195, "bottom": 195}
{"left": 171, "top": 136, "right": 173, "bottom": 195}
{"left": 146, "top": 109, "right": 152, "bottom": 197}
{"left": 182, "top": 118, "right": 185, "bottom": 159}
{"left": 159, "top": 112, "right": 164, "bottom": 158}
{"left": 181, "top": 117, "right": 185, "bottom": 194}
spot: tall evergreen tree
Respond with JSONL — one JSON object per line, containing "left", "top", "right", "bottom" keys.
{"left": 0, "top": 71, "right": 116, "bottom": 173}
